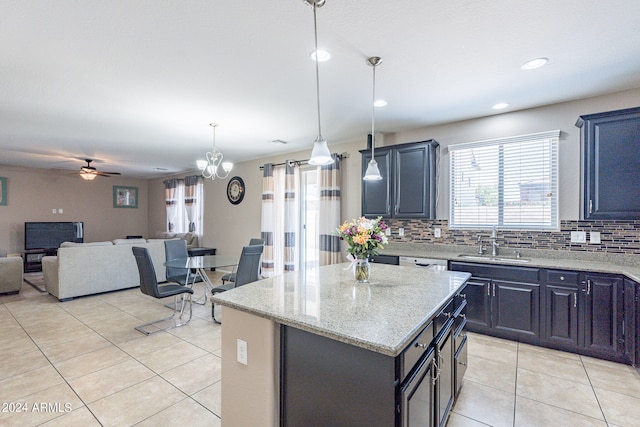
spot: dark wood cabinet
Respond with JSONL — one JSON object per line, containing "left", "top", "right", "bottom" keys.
{"left": 449, "top": 262, "right": 541, "bottom": 341}
{"left": 576, "top": 106, "right": 640, "bottom": 219}
{"left": 493, "top": 280, "right": 540, "bottom": 338}
{"left": 544, "top": 284, "right": 579, "bottom": 347}
{"left": 623, "top": 278, "right": 637, "bottom": 365}
{"left": 361, "top": 140, "right": 439, "bottom": 219}
{"left": 461, "top": 278, "right": 491, "bottom": 329}
{"left": 544, "top": 270, "right": 580, "bottom": 348}
{"left": 281, "top": 287, "right": 467, "bottom": 427}
{"left": 582, "top": 273, "right": 624, "bottom": 359}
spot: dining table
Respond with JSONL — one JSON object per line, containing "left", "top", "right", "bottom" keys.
{"left": 165, "top": 255, "right": 239, "bottom": 302}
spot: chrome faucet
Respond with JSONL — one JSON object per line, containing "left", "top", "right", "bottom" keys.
{"left": 490, "top": 226, "right": 499, "bottom": 256}
{"left": 477, "top": 235, "right": 486, "bottom": 255}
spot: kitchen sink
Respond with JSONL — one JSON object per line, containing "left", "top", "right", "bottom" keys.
{"left": 457, "top": 254, "right": 531, "bottom": 263}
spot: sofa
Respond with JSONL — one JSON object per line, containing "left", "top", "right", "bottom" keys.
{"left": 152, "top": 231, "right": 199, "bottom": 248}
{"left": 0, "top": 256, "right": 23, "bottom": 294}
{"left": 42, "top": 238, "right": 169, "bottom": 301}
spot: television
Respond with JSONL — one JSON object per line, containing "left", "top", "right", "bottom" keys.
{"left": 24, "top": 222, "right": 84, "bottom": 251}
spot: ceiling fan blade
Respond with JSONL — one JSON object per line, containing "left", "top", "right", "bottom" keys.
{"left": 96, "top": 171, "right": 121, "bottom": 176}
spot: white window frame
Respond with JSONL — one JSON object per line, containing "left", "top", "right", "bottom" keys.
{"left": 449, "top": 130, "right": 560, "bottom": 230}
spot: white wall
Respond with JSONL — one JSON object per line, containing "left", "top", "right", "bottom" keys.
{"left": 151, "top": 88, "right": 640, "bottom": 257}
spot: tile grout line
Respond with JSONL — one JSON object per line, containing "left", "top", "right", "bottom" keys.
{"left": 579, "top": 355, "right": 610, "bottom": 425}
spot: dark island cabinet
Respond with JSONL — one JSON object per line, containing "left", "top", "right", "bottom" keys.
{"left": 623, "top": 277, "right": 638, "bottom": 365}
{"left": 361, "top": 140, "right": 439, "bottom": 219}
{"left": 281, "top": 286, "right": 468, "bottom": 427}
{"left": 576, "top": 106, "right": 640, "bottom": 219}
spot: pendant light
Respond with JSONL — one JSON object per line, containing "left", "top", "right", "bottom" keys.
{"left": 196, "top": 123, "right": 233, "bottom": 180}
{"left": 363, "top": 56, "right": 383, "bottom": 180}
{"left": 305, "top": 0, "right": 334, "bottom": 166}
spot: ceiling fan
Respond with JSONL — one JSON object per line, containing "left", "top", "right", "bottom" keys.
{"left": 80, "top": 159, "right": 121, "bottom": 180}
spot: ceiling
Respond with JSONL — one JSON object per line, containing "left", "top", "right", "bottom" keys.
{"left": 1, "top": 0, "right": 639, "bottom": 178}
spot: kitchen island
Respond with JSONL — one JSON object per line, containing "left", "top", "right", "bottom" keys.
{"left": 212, "top": 263, "right": 470, "bottom": 427}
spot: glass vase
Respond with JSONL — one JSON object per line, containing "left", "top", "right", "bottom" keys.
{"left": 354, "top": 257, "right": 370, "bottom": 283}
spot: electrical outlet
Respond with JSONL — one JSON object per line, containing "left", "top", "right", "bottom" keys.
{"left": 52, "top": 209, "right": 57, "bottom": 214}
{"left": 237, "top": 339, "right": 248, "bottom": 365}
{"left": 570, "top": 231, "right": 586, "bottom": 243}
{"left": 398, "top": 228, "right": 404, "bottom": 237}
{"left": 434, "top": 228, "right": 442, "bottom": 238}
{"left": 590, "top": 231, "right": 601, "bottom": 244}
{"left": 385, "top": 228, "right": 391, "bottom": 236}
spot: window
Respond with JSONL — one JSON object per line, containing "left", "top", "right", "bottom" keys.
{"left": 449, "top": 130, "right": 559, "bottom": 230}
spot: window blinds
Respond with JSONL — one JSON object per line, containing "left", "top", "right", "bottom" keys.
{"left": 449, "top": 130, "right": 560, "bottom": 230}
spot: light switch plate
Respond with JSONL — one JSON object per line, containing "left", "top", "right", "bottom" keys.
{"left": 58, "top": 208, "right": 63, "bottom": 214}
{"left": 398, "top": 228, "right": 404, "bottom": 237}
{"left": 385, "top": 228, "right": 391, "bottom": 236}
{"left": 237, "top": 339, "right": 248, "bottom": 365}
{"left": 590, "top": 231, "right": 601, "bottom": 244}
{"left": 570, "top": 231, "right": 586, "bottom": 243}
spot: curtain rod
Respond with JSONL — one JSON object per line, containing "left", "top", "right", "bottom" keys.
{"left": 258, "top": 153, "right": 349, "bottom": 170}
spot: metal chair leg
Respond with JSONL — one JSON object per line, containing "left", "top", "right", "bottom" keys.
{"left": 135, "top": 293, "right": 193, "bottom": 335}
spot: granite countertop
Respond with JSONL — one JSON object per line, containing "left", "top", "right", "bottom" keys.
{"left": 212, "top": 263, "right": 470, "bottom": 357}
{"left": 381, "top": 243, "right": 640, "bottom": 282}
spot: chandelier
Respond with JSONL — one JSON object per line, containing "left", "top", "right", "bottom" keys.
{"left": 197, "top": 123, "right": 233, "bottom": 180}
{"left": 363, "top": 56, "right": 383, "bottom": 180}
{"left": 305, "top": 0, "right": 334, "bottom": 166}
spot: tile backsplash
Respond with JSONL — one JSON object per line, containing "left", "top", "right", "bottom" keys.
{"left": 386, "top": 219, "right": 640, "bottom": 255}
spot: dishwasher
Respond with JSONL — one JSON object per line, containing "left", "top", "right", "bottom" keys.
{"left": 399, "top": 256, "right": 449, "bottom": 270}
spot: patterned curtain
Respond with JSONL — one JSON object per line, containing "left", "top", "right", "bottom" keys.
{"left": 283, "top": 161, "right": 300, "bottom": 272}
{"left": 260, "top": 161, "right": 300, "bottom": 277}
{"left": 184, "top": 175, "right": 203, "bottom": 235}
{"left": 163, "top": 179, "right": 179, "bottom": 232}
{"left": 318, "top": 153, "right": 342, "bottom": 265}
{"left": 261, "top": 164, "right": 276, "bottom": 277}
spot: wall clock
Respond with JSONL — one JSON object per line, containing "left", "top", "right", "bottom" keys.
{"left": 227, "top": 176, "right": 245, "bottom": 205}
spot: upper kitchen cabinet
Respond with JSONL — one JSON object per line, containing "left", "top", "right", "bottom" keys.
{"left": 361, "top": 139, "right": 439, "bottom": 219}
{"left": 576, "top": 106, "right": 640, "bottom": 219}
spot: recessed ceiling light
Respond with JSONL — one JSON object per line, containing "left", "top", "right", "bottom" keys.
{"left": 374, "top": 99, "right": 387, "bottom": 107}
{"left": 521, "top": 57, "right": 549, "bottom": 70}
{"left": 310, "top": 49, "right": 331, "bottom": 62}
{"left": 492, "top": 102, "right": 509, "bottom": 110}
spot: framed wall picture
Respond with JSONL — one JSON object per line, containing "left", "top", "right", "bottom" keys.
{"left": 113, "top": 185, "right": 138, "bottom": 208}
{"left": 0, "top": 177, "right": 6, "bottom": 206}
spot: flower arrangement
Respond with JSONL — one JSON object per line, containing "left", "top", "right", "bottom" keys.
{"left": 337, "top": 216, "right": 389, "bottom": 259}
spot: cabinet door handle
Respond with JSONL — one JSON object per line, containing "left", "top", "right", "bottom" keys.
{"left": 431, "top": 359, "right": 439, "bottom": 385}
{"left": 587, "top": 280, "right": 591, "bottom": 295}
{"left": 492, "top": 283, "right": 496, "bottom": 297}
{"left": 487, "top": 284, "right": 490, "bottom": 297}
{"left": 589, "top": 199, "right": 593, "bottom": 214}
{"left": 574, "top": 293, "right": 577, "bottom": 308}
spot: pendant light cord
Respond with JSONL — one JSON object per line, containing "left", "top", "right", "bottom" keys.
{"left": 313, "top": 2, "right": 322, "bottom": 139}
{"left": 370, "top": 62, "right": 376, "bottom": 158}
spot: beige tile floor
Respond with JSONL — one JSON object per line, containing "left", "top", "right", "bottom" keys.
{"left": 2, "top": 276, "right": 640, "bottom": 426}
{"left": 0, "top": 273, "right": 225, "bottom": 427}
{"left": 451, "top": 332, "right": 640, "bottom": 426}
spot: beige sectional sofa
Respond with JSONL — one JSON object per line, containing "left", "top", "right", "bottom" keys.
{"left": 42, "top": 238, "right": 169, "bottom": 301}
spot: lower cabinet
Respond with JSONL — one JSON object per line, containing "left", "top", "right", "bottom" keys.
{"left": 449, "top": 262, "right": 541, "bottom": 341}
{"left": 451, "top": 262, "right": 631, "bottom": 364}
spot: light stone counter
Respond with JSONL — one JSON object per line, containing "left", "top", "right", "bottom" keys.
{"left": 382, "top": 242, "right": 640, "bottom": 282}
{"left": 212, "top": 262, "right": 470, "bottom": 357}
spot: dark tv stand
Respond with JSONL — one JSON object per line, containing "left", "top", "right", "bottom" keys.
{"left": 22, "top": 249, "right": 57, "bottom": 273}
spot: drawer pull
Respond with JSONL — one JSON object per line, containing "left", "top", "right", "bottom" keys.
{"left": 458, "top": 361, "right": 467, "bottom": 366}
{"left": 415, "top": 342, "right": 429, "bottom": 349}
{"left": 459, "top": 293, "right": 466, "bottom": 299}
{"left": 560, "top": 276, "right": 565, "bottom": 281}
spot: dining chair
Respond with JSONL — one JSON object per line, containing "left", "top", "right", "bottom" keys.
{"left": 221, "top": 238, "right": 264, "bottom": 284}
{"left": 211, "top": 244, "right": 264, "bottom": 323}
{"left": 132, "top": 246, "right": 194, "bottom": 335}
{"left": 165, "top": 239, "right": 204, "bottom": 286}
